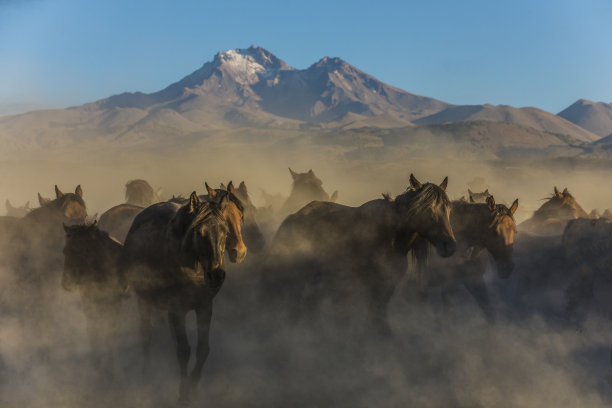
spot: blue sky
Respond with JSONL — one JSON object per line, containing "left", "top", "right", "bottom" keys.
{"left": 0, "top": 0, "right": 610, "bottom": 114}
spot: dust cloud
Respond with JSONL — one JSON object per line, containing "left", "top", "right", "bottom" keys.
{"left": 1, "top": 133, "right": 612, "bottom": 407}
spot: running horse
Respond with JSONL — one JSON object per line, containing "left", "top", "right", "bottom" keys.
{"left": 262, "top": 174, "right": 456, "bottom": 335}
{"left": 121, "top": 185, "right": 246, "bottom": 404}
{"left": 411, "top": 195, "right": 519, "bottom": 321}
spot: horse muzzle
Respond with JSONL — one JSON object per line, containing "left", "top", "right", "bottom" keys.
{"left": 228, "top": 247, "right": 247, "bottom": 264}
{"left": 434, "top": 236, "right": 457, "bottom": 258}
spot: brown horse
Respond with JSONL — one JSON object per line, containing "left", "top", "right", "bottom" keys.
{"left": 411, "top": 195, "right": 519, "bottom": 322}
{"left": 279, "top": 168, "right": 338, "bottom": 216}
{"left": 1, "top": 185, "right": 88, "bottom": 344}
{"left": 98, "top": 203, "right": 144, "bottom": 244}
{"left": 262, "top": 174, "right": 455, "bottom": 335}
{"left": 122, "top": 186, "right": 246, "bottom": 403}
{"left": 210, "top": 181, "right": 266, "bottom": 253}
{"left": 62, "top": 221, "right": 126, "bottom": 378}
{"left": 519, "top": 186, "right": 588, "bottom": 235}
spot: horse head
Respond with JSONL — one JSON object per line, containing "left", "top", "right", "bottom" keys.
{"left": 483, "top": 196, "right": 519, "bottom": 278}
{"left": 205, "top": 182, "right": 248, "bottom": 263}
{"left": 394, "top": 174, "right": 456, "bottom": 258}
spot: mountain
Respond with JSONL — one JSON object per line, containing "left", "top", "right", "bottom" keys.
{"left": 558, "top": 99, "right": 612, "bottom": 138}
{"left": 413, "top": 104, "right": 600, "bottom": 142}
{"left": 79, "top": 46, "right": 449, "bottom": 125}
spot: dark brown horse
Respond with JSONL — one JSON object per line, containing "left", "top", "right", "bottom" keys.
{"left": 562, "top": 217, "right": 612, "bottom": 319}
{"left": 62, "top": 221, "right": 127, "bottom": 378}
{"left": 262, "top": 174, "right": 455, "bottom": 334}
{"left": 122, "top": 187, "right": 246, "bottom": 403}
{"left": 519, "top": 186, "right": 588, "bottom": 235}
{"left": 98, "top": 203, "right": 144, "bottom": 244}
{"left": 279, "top": 168, "right": 338, "bottom": 216}
{"left": 411, "top": 195, "right": 519, "bottom": 322}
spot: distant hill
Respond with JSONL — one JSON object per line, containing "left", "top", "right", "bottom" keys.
{"left": 413, "top": 104, "right": 599, "bottom": 142}
{"left": 558, "top": 99, "right": 612, "bottom": 138}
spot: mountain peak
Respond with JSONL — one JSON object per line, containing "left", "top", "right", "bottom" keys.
{"left": 212, "top": 46, "right": 292, "bottom": 84}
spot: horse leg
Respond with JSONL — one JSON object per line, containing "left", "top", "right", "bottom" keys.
{"left": 463, "top": 276, "right": 495, "bottom": 323}
{"left": 137, "top": 297, "right": 153, "bottom": 374}
{"left": 168, "top": 309, "right": 191, "bottom": 404}
{"left": 186, "top": 301, "right": 213, "bottom": 398}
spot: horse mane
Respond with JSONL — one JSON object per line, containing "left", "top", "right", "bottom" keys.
{"left": 394, "top": 183, "right": 450, "bottom": 219}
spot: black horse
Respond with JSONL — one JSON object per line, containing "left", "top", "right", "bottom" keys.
{"left": 121, "top": 187, "right": 246, "bottom": 404}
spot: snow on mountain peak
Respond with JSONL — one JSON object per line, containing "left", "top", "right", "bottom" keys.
{"left": 214, "top": 46, "right": 291, "bottom": 85}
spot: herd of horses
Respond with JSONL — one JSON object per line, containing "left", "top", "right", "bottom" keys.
{"left": 1, "top": 169, "right": 611, "bottom": 405}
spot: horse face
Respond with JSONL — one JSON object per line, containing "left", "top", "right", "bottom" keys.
{"left": 486, "top": 198, "right": 518, "bottom": 279}
{"left": 402, "top": 176, "right": 456, "bottom": 258}
{"left": 57, "top": 186, "right": 88, "bottom": 224}
{"left": 188, "top": 221, "right": 228, "bottom": 289}
{"left": 223, "top": 199, "right": 247, "bottom": 263}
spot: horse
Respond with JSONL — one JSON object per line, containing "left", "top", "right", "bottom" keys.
{"left": 262, "top": 174, "right": 455, "bottom": 335}
{"left": 279, "top": 168, "right": 338, "bottom": 216}
{"left": 562, "top": 217, "right": 612, "bottom": 320}
{"left": 1, "top": 185, "right": 88, "bottom": 346}
{"left": 5, "top": 200, "right": 31, "bottom": 217}
{"left": 519, "top": 186, "right": 588, "bottom": 235}
{"left": 125, "top": 179, "right": 161, "bottom": 207}
{"left": 98, "top": 203, "right": 144, "bottom": 244}
{"left": 121, "top": 186, "right": 246, "bottom": 403}
{"left": 410, "top": 195, "right": 519, "bottom": 322}
{"left": 468, "top": 188, "right": 492, "bottom": 203}
{"left": 62, "top": 221, "right": 127, "bottom": 378}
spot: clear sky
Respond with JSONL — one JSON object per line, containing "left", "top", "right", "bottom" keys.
{"left": 0, "top": 0, "right": 610, "bottom": 114}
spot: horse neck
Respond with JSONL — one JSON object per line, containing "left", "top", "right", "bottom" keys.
{"left": 451, "top": 202, "right": 490, "bottom": 246}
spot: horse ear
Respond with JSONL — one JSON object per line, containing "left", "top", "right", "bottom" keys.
{"left": 468, "top": 188, "right": 473, "bottom": 195}
{"left": 75, "top": 185, "right": 83, "bottom": 198}
{"left": 554, "top": 186, "right": 562, "bottom": 198}
{"left": 469, "top": 195, "right": 475, "bottom": 203}
{"left": 205, "top": 182, "right": 216, "bottom": 198}
{"left": 55, "top": 185, "right": 64, "bottom": 199}
{"left": 562, "top": 187, "right": 569, "bottom": 196}
{"left": 5, "top": 200, "right": 12, "bottom": 210}
{"left": 484, "top": 189, "right": 489, "bottom": 194}
{"left": 409, "top": 174, "right": 422, "bottom": 191}
{"left": 308, "top": 169, "right": 314, "bottom": 175}
{"left": 289, "top": 168, "right": 298, "bottom": 180}
{"left": 487, "top": 195, "right": 496, "bottom": 212}
{"left": 330, "top": 190, "right": 338, "bottom": 202}
{"left": 238, "top": 181, "right": 247, "bottom": 195}
{"left": 439, "top": 177, "right": 448, "bottom": 192}
{"left": 188, "top": 192, "right": 201, "bottom": 214}
{"left": 227, "top": 181, "right": 235, "bottom": 194}
{"left": 219, "top": 183, "right": 226, "bottom": 190}
{"left": 38, "top": 193, "right": 46, "bottom": 206}
{"left": 382, "top": 193, "right": 394, "bottom": 202}
{"left": 92, "top": 220, "right": 98, "bottom": 228}
{"left": 509, "top": 199, "right": 519, "bottom": 215}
